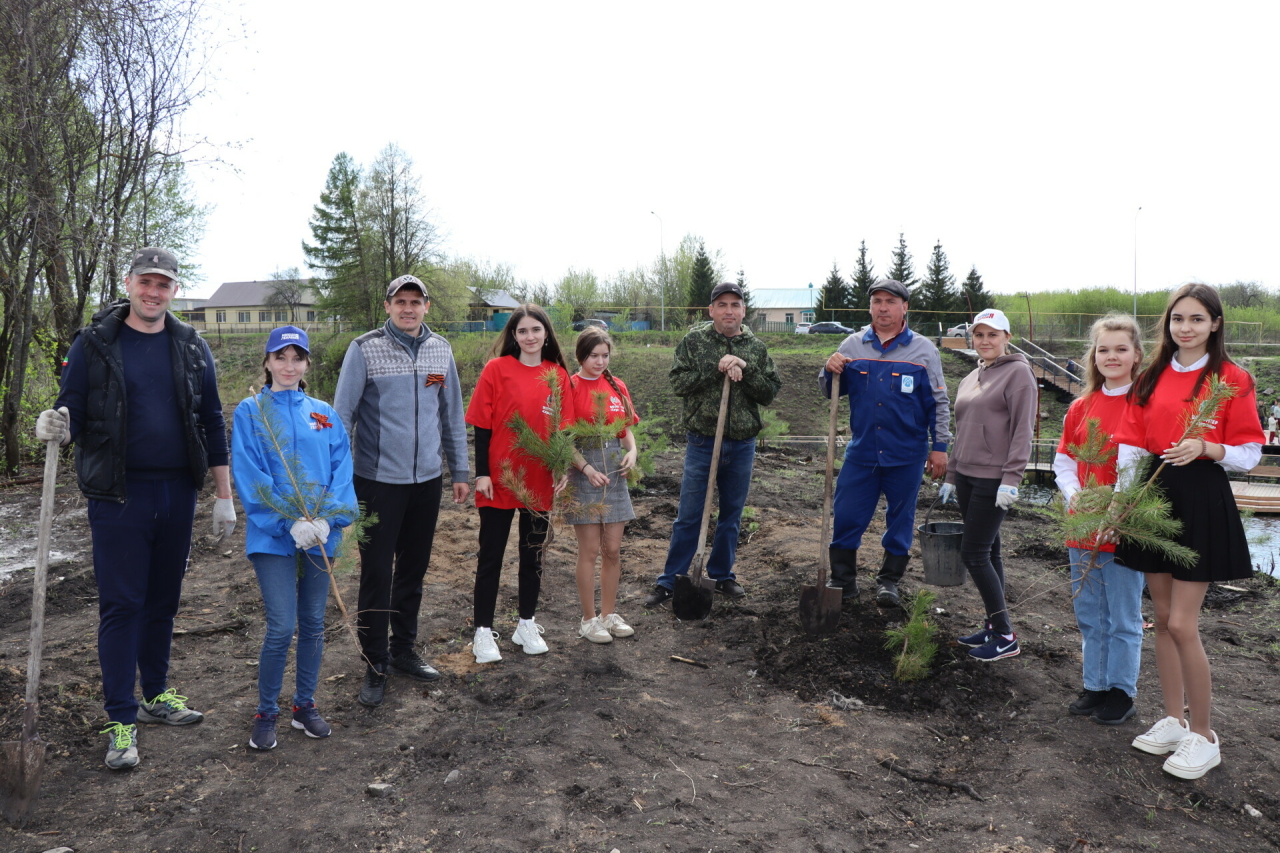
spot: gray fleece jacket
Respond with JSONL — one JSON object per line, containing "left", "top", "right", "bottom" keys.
{"left": 946, "top": 353, "right": 1037, "bottom": 487}
{"left": 333, "top": 321, "right": 469, "bottom": 485}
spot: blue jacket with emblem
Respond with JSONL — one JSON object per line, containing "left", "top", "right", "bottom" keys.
{"left": 232, "top": 387, "right": 358, "bottom": 558}
{"left": 819, "top": 325, "right": 952, "bottom": 467}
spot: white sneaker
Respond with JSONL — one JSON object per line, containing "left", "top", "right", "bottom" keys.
{"left": 473, "top": 628, "right": 502, "bottom": 664}
{"left": 1162, "top": 731, "right": 1221, "bottom": 779}
{"left": 511, "top": 619, "right": 549, "bottom": 655}
{"left": 601, "top": 612, "right": 634, "bottom": 638}
{"left": 579, "top": 616, "right": 613, "bottom": 644}
{"left": 1131, "top": 715, "right": 1190, "bottom": 755}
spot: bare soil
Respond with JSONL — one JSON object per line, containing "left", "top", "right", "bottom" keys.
{"left": 2, "top": 446, "right": 1279, "bottom": 853}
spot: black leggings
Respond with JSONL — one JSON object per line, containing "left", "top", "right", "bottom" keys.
{"left": 954, "top": 472, "right": 1012, "bottom": 636}
{"left": 473, "top": 507, "right": 548, "bottom": 628}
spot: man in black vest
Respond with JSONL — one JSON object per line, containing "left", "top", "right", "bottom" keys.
{"left": 37, "top": 247, "right": 234, "bottom": 770}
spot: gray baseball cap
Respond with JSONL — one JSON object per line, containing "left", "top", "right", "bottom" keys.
{"left": 129, "top": 247, "right": 179, "bottom": 283}
{"left": 869, "top": 279, "right": 910, "bottom": 301}
{"left": 386, "top": 274, "right": 428, "bottom": 300}
{"left": 709, "top": 281, "right": 745, "bottom": 301}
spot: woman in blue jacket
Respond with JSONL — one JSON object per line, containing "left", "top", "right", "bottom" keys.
{"left": 232, "top": 326, "right": 357, "bottom": 751}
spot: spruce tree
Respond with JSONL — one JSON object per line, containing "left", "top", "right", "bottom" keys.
{"left": 849, "top": 240, "right": 876, "bottom": 326}
{"left": 686, "top": 240, "right": 717, "bottom": 320}
{"left": 816, "top": 261, "right": 853, "bottom": 323}
{"left": 303, "top": 153, "right": 376, "bottom": 328}
{"left": 917, "top": 241, "right": 959, "bottom": 330}
{"left": 961, "top": 265, "right": 995, "bottom": 316}
{"left": 887, "top": 233, "right": 918, "bottom": 291}
{"left": 736, "top": 268, "right": 756, "bottom": 325}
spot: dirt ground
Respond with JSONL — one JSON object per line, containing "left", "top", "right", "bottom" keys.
{"left": 1, "top": 446, "right": 1279, "bottom": 853}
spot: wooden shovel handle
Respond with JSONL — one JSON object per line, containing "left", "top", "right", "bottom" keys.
{"left": 693, "top": 374, "right": 734, "bottom": 569}
{"left": 22, "top": 440, "right": 59, "bottom": 739}
{"left": 818, "top": 378, "right": 840, "bottom": 585}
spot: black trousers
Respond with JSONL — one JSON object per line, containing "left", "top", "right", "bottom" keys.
{"left": 473, "top": 506, "right": 548, "bottom": 628}
{"left": 355, "top": 476, "right": 443, "bottom": 665}
{"left": 954, "top": 472, "right": 1013, "bottom": 636}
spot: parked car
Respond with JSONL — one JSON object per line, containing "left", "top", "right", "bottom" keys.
{"left": 807, "top": 321, "right": 855, "bottom": 335}
{"left": 571, "top": 318, "right": 608, "bottom": 332}
{"left": 794, "top": 322, "right": 813, "bottom": 334}
{"left": 946, "top": 322, "right": 971, "bottom": 337}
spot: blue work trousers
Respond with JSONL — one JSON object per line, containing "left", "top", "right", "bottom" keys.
{"left": 89, "top": 477, "right": 196, "bottom": 724}
{"left": 251, "top": 551, "right": 330, "bottom": 716}
{"left": 1069, "top": 547, "right": 1145, "bottom": 697}
{"left": 656, "top": 434, "right": 756, "bottom": 589}
{"left": 830, "top": 457, "right": 927, "bottom": 556}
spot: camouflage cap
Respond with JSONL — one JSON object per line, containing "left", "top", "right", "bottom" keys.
{"left": 128, "top": 247, "right": 179, "bottom": 283}
{"left": 386, "top": 274, "right": 428, "bottom": 300}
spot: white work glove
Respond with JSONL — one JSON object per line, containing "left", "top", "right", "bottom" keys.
{"left": 995, "top": 485, "right": 1019, "bottom": 510}
{"left": 212, "top": 497, "right": 237, "bottom": 542}
{"left": 290, "top": 517, "right": 330, "bottom": 550}
{"left": 35, "top": 407, "right": 69, "bottom": 444}
{"left": 938, "top": 483, "right": 958, "bottom": 505}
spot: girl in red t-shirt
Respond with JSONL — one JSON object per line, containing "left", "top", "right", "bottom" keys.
{"left": 465, "top": 305, "right": 574, "bottom": 665}
{"left": 1112, "top": 283, "right": 1264, "bottom": 780}
{"left": 564, "top": 328, "right": 641, "bottom": 644}
{"left": 1053, "top": 314, "right": 1145, "bottom": 726}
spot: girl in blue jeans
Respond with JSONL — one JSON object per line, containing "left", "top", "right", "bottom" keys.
{"left": 232, "top": 326, "right": 357, "bottom": 750}
{"left": 1054, "top": 315, "right": 1145, "bottom": 725}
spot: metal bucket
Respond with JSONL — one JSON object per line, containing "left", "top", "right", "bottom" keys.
{"left": 917, "top": 499, "right": 966, "bottom": 587}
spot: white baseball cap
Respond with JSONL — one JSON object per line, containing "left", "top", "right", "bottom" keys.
{"left": 971, "top": 308, "right": 1011, "bottom": 334}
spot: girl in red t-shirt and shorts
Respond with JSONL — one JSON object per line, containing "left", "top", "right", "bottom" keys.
{"left": 1112, "top": 283, "right": 1264, "bottom": 780}
{"left": 564, "top": 327, "right": 640, "bottom": 644}
{"left": 466, "top": 305, "right": 575, "bottom": 664}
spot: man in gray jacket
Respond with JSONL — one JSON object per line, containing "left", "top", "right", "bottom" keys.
{"left": 334, "top": 275, "right": 469, "bottom": 707}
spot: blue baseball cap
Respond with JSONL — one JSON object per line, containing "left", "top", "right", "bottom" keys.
{"left": 265, "top": 325, "right": 309, "bottom": 353}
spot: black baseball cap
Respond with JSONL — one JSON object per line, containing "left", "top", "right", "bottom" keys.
{"left": 709, "top": 282, "right": 745, "bottom": 302}
{"left": 386, "top": 274, "right": 428, "bottom": 300}
{"left": 869, "top": 279, "right": 910, "bottom": 301}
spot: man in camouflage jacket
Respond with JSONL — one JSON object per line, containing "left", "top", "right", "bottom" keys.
{"left": 645, "top": 282, "right": 782, "bottom": 605}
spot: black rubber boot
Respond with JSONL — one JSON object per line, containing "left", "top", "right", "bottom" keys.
{"left": 876, "top": 552, "right": 910, "bottom": 607}
{"left": 827, "top": 548, "right": 860, "bottom": 600}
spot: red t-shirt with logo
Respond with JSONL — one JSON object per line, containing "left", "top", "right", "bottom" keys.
{"left": 466, "top": 356, "right": 575, "bottom": 511}
{"left": 1113, "top": 361, "right": 1264, "bottom": 455}
{"left": 568, "top": 374, "right": 640, "bottom": 438}
{"left": 1057, "top": 390, "right": 1130, "bottom": 552}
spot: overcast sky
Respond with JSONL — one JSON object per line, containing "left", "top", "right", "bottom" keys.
{"left": 179, "top": 1, "right": 1280, "bottom": 301}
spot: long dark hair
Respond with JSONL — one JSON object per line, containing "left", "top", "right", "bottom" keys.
{"left": 1081, "top": 313, "right": 1143, "bottom": 397}
{"left": 261, "top": 345, "right": 309, "bottom": 391}
{"left": 572, "top": 326, "right": 635, "bottom": 424}
{"left": 1131, "top": 282, "right": 1239, "bottom": 406}
{"left": 488, "top": 304, "right": 568, "bottom": 372}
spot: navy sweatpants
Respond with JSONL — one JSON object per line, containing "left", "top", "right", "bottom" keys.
{"left": 89, "top": 476, "right": 197, "bottom": 724}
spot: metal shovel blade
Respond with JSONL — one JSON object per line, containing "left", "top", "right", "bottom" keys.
{"left": 0, "top": 709, "right": 47, "bottom": 827}
{"left": 798, "top": 583, "right": 843, "bottom": 635}
{"left": 672, "top": 559, "right": 715, "bottom": 622}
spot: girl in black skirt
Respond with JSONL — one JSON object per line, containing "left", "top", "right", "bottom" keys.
{"left": 1112, "top": 283, "right": 1265, "bottom": 780}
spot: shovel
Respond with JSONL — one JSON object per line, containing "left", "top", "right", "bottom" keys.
{"left": 1, "top": 439, "right": 59, "bottom": 826}
{"left": 672, "top": 373, "right": 732, "bottom": 621}
{"left": 799, "top": 375, "right": 845, "bottom": 634}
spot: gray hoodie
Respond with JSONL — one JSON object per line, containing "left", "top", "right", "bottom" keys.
{"left": 946, "top": 353, "right": 1037, "bottom": 487}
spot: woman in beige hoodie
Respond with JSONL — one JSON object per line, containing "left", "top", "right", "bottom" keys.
{"left": 939, "top": 308, "right": 1038, "bottom": 662}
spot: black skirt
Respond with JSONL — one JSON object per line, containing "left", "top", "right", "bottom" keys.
{"left": 1117, "top": 459, "right": 1254, "bottom": 582}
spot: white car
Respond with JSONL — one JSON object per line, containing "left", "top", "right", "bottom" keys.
{"left": 946, "top": 323, "right": 971, "bottom": 337}
{"left": 794, "top": 322, "right": 813, "bottom": 334}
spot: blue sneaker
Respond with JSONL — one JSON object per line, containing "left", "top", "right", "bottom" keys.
{"left": 249, "top": 713, "right": 278, "bottom": 750}
{"left": 969, "top": 634, "right": 1020, "bottom": 662}
{"left": 291, "top": 703, "right": 332, "bottom": 739}
{"left": 957, "top": 623, "right": 993, "bottom": 648}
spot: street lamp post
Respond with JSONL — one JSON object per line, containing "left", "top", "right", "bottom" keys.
{"left": 1133, "top": 206, "right": 1142, "bottom": 318}
{"left": 651, "top": 211, "right": 665, "bottom": 331}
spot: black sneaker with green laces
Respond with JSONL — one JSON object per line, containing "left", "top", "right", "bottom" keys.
{"left": 102, "top": 722, "right": 139, "bottom": 770}
{"left": 137, "top": 688, "right": 204, "bottom": 725}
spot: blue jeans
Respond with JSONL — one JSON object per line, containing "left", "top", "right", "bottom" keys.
{"left": 830, "top": 457, "right": 927, "bottom": 556}
{"left": 1069, "top": 547, "right": 1145, "bottom": 697}
{"left": 251, "top": 551, "right": 330, "bottom": 716}
{"left": 657, "top": 434, "right": 755, "bottom": 589}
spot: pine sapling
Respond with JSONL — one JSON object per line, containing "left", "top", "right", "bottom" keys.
{"left": 883, "top": 588, "right": 938, "bottom": 682}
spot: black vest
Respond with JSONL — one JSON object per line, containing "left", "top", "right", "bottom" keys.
{"left": 73, "top": 300, "right": 210, "bottom": 502}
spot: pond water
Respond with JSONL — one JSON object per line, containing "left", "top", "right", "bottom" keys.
{"left": 1017, "top": 484, "right": 1279, "bottom": 577}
